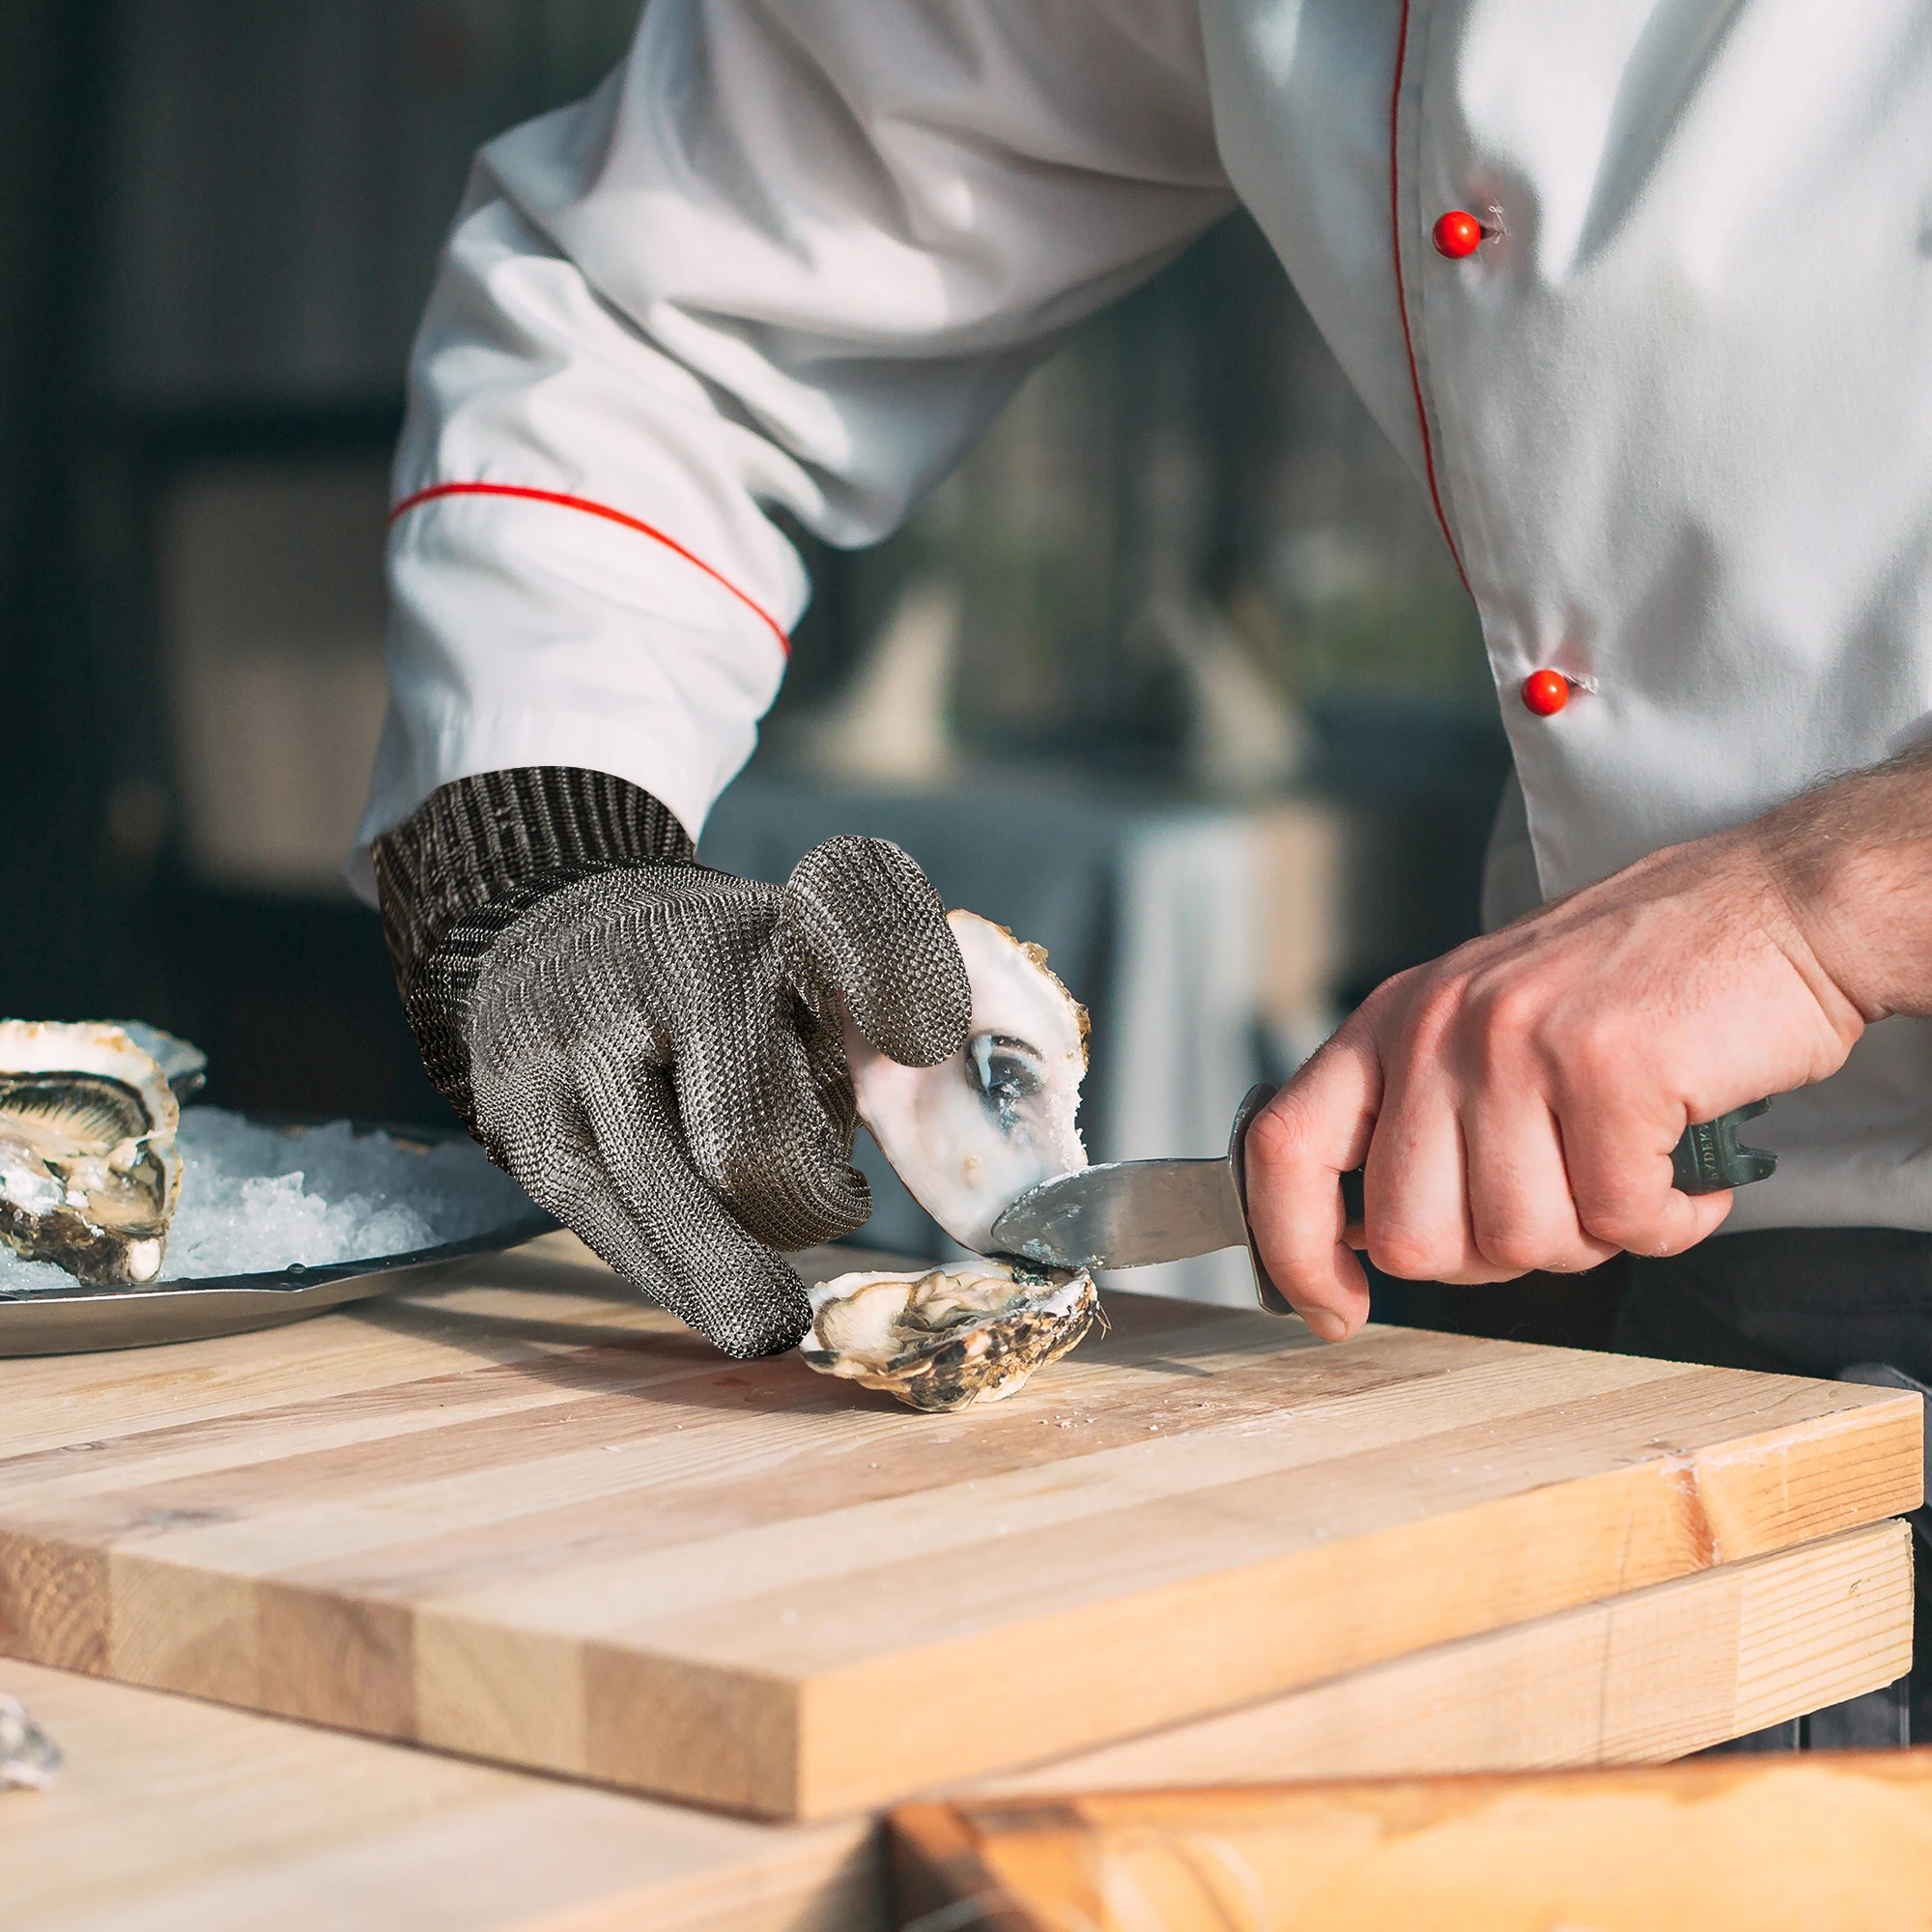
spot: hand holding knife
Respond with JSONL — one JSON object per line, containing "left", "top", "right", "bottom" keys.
{"left": 989, "top": 1086, "right": 1776, "bottom": 1318}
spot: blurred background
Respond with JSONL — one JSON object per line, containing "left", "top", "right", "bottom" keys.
{"left": 0, "top": 1, "right": 1536, "bottom": 1315}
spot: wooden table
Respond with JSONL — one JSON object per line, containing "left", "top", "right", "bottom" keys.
{"left": 0, "top": 1658, "right": 879, "bottom": 1932}
{"left": 18, "top": 1656, "right": 1927, "bottom": 1932}
{"left": 0, "top": 1235, "right": 1918, "bottom": 1824}
{"left": 891, "top": 1757, "right": 1932, "bottom": 1930}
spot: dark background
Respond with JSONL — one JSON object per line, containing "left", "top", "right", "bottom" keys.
{"left": 3, "top": 2, "right": 650, "bottom": 1123}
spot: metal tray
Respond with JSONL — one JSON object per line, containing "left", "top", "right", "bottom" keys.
{"left": 0, "top": 1117, "right": 554, "bottom": 1357}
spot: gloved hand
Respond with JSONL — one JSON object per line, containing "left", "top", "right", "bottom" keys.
{"left": 373, "top": 769, "right": 970, "bottom": 1357}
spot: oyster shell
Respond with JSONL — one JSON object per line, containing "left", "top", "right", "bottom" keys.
{"left": 0, "top": 1696, "right": 61, "bottom": 1792}
{"left": 800, "top": 1261, "right": 1100, "bottom": 1411}
{"left": 846, "top": 910, "right": 1089, "bottom": 1255}
{"left": 0, "top": 1021, "right": 184, "bottom": 1286}
{"left": 117, "top": 1021, "right": 209, "bottom": 1103}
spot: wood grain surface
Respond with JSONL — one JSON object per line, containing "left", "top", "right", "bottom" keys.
{"left": 4, "top": 1528, "right": 1911, "bottom": 1932}
{"left": 0, "top": 1658, "right": 877, "bottom": 1932}
{"left": 893, "top": 1752, "right": 1932, "bottom": 1930}
{"left": 1012, "top": 1519, "right": 1914, "bottom": 1792}
{"left": 0, "top": 1234, "right": 1918, "bottom": 1819}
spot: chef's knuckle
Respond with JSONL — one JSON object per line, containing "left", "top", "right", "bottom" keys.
{"left": 1562, "top": 1014, "right": 1634, "bottom": 1091}
{"left": 1467, "top": 976, "right": 1542, "bottom": 1054}
{"left": 1367, "top": 1224, "right": 1448, "bottom": 1280}
{"left": 1247, "top": 1097, "right": 1316, "bottom": 1172}
{"left": 1473, "top": 1220, "right": 1547, "bottom": 1273}
{"left": 1575, "top": 1191, "right": 1648, "bottom": 1249}
{"left": 1403, "top": 976, "right": 1467, "bottom": 1054}
{"left": 1359, "top": 963, "right": 1419, "bottom": 1025}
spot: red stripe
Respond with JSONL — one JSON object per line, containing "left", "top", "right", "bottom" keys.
{"left": 389, "top": 481, "right": 791, "bottom": 655}
{"left": 1388, "top": 1, "right": 1471, "bottom": 595}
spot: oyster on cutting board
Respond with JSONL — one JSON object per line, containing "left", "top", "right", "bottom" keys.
{"left": 800, "top": 1261, "right": 1100, "bottom": 1412}
{"left": 808, "top": 910, "right": 1098, "bottom": 1410}
{"left": 0, "top": 1022, "right": 184, "bottom": 1285}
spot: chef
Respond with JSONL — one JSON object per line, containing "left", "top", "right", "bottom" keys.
{"left": 357, "top": 3, "right": 1932, "bottom": 1405}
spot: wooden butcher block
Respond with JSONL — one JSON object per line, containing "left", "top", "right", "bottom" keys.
{"left": 0, "top": 1234, "right": 1918, "bottom": 1820}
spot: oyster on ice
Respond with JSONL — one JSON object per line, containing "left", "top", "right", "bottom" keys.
{"left": 0, "top": 1022, "right": 183, "bottom": 1285}
{"left": 845, "top": 910, "right": 1089, "bottom": 1254}
{"left": 800, "top": 1261, "right": 1100, "bottom": 1412}
{"left": 116, "top": 1021, "right": 209, "bottom": 1103}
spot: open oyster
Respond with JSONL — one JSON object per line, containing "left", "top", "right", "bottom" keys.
{"left": 0, "top": 1021, "right": 184, "bottom": 1286}
{"left": 846, "top": 910, "right": 1089, "bottom": 1254}
{"left": 801, "top": 1261, "right": 1100, "bottom": 1412}
{"left": 813, "top": 913, "right": 1103, "bottom": 1409}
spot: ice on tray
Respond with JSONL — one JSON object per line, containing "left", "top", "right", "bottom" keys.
{"left": 0, "top": 1108, "right": 532, "bottom": 1293}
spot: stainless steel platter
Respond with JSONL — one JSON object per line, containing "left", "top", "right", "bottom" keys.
{"left": 0, "top": 1117, "right": 554, "bottom": 1357}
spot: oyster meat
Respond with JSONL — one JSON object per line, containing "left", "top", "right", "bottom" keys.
{"left": 801, "top": 1261, "right": 1100, "bottom": 1412}
{"left": 846, "top": 910, "right": 1089, "bottom": 1254}
{"left": 0, "top": 1021, "right": 184, "bottom": 1286}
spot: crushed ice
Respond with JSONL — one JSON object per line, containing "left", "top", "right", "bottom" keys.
{"left": 0, "top": 1108, "right": 532, "bottom": 1293}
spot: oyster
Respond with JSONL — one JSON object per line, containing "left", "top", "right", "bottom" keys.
{"left": 0, "top": 1021, "right": 184, "bottom": 1286}
{"left": 800, "top": 1261, "right": 1100, "bottom": 1411}
{"left": 118, "top": 1021, "right": 209, "bottom": 1103}
{"left": 846, "top": 910, "right": 1089, "bottom": 1254}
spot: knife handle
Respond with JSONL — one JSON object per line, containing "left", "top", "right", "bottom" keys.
{"left": 1230, "top": 1085, "right": 1297, "bottom": 1318}
{"left": 1669, "top": 1099, "right": 1776, "bottom": 1194}
{"left": 1234, "top": 1087, "right": 1776, "bottom": 1319}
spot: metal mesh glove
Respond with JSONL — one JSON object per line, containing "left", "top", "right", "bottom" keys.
{"left": 373, "top": 770, "right": 970, "bottom": 1358}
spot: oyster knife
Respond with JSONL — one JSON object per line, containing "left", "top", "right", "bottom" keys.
{"left": 989, "top": 1086, "right": 1776, "bottom": 1317}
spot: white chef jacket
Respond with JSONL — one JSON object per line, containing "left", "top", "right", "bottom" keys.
{"left": 355, "top": 0, "right": 1932, "bottom": 1237}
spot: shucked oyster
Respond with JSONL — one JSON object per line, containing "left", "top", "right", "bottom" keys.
{"left": 801, "top": 1261, "right": 1100, "bottom": 1412}
{"left": 812, "top": 912, "right": 1100, "bottom": 1409}
{"left": 0, "top": 1022, "right": 184, "bottom": 1285}
{"left": 845, "top": 910, "right": 1089, "bottom": 1254}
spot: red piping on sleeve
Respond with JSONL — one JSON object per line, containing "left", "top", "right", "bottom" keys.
{"left": 1389, "top": 0, "right": 1471, "bottom": 595}
{"left": 389, "top": 480, "right": 791, "bottom": 656}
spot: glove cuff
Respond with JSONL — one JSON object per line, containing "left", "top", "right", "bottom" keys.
{"left": 372, "top": 767, "right": 695, "bottom": 1122}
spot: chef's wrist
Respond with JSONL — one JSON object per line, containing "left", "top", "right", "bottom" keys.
{"left": 1752, "top": 745, "right": 1932, "bottom": 1020}
{"left": 371, "top": 766, "right": 696, "bottom": 995}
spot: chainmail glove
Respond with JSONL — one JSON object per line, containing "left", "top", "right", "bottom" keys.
{"left": 373, "top": 769, "right": 971, "bottom": 1358}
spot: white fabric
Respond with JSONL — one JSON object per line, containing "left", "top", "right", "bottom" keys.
{"left": 356, "top": 1, "right": 1232, "bottom": 873}
{"left": 360, "top": 0, "right": 1932, "bottom": 1233}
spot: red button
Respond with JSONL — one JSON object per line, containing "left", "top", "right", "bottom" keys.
{"left": 1432, "top": 210, "right": 1485, "bottom": 259}
{"left": 1521, "top": 669, "right": 1571, "bottom": 716}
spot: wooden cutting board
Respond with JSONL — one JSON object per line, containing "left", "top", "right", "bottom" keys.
{"left": 0, "top": 1235, "right": 1918, "bottom": 1819}
{"left": 6, "top": 1530, "right": 1911, "bottom": 1932}
{"left": 892, "top": 1756, "right": 1932, "bottom": 1930}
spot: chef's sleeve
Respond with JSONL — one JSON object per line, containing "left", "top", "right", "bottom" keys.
{"left": 352, "top": 0, "right": 1234, "bottom": 886}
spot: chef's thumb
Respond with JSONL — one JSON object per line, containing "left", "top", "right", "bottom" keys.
{"left": 777, "top": 837, "right": 971, "bottom": 1067}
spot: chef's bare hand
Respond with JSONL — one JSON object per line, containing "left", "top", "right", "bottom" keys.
{"left": 1244, "top": 820, "right": 1870, "bottom": 1340}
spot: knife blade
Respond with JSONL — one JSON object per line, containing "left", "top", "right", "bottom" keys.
{"left": 990, "top": 1154, "right": 1248, "bottom": 1273}
{"left": 989, "top": 1088, "right": 1777, "bottom": 1314}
